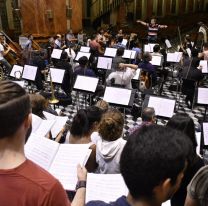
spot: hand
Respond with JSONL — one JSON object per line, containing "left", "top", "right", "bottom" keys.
{"left": 137, "top": 20, "right": 141, "bottom": 23}
{"left": 119, "top": 63, "right": 125, "bottom": 68}
{"left": 165, "top": 25, "right": 168, "bottom": 28}
{"left": 77, "top": 164, "right": 87, "bottom": 181}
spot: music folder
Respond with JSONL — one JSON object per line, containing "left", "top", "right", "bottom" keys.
{"left": 147, "top": 96, "right": 175, "bottom": 118}
{"left": 103, "top": 87, "right": 135, "bottom": 107}
{"left": 97, "top": 57, "right": 112, "bottom": 70}
{"left": 104, "top": 48, "right": 117, "bottom": 57}
{"left": 49, "top": 68, "right": 65, "bottom": 84}
{"left": 197, "top": 87, "right": 208, "bottom": 105}
{"left": 122, "top": 50, "right": 136, "bottom": 59}
{"left": 75, "top": 51, "right": 91, "bottom": 61}
{"left": 51, "top": 49, "right": 62, "bottom": 59}
{"left": 10, "top": 65, "right": 24, "bottom": 78}
{"left": 150, "top": 55, "right": 162, "bottom": 66}
{"left": 80, "top": 46, "right": 90, "bottom": 53}
{"left": 22, "top": 65, "right": 38, "bottom": 81}
{"left": 199, "top": 60, "right": 208, "bottom": 73}
{"left": 73, "top": 75, "right": 99, "bottom": 93}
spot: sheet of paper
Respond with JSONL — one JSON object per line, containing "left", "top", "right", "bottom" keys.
{"left": 86, "top": 173, "right": 128, "bottom": 203}
{"left": 80, "top": 46, "right": 90, "bottom": 53}
{"left": 162, "top": 200, "right": 171, "bottom": 206}
{"left": 97, "top": 57, "right": 112, "bottom": 69}
{"left": 122, "top": 50, "right": 136, "bottom": 59}
{"left": 133, "top": 68, "right": 141, "bottom": 80}
{"left": 195, "top": 132, "right": 201, "bottom": 156}
{"left": 43, "top": 111, "right": 56, "bottom": 120}
{"left": 148, "top": 96, "right": 175, "bottom": 118}
{"left": 144, "top": 44, "right": 156, "bottom": 53}
{"left": 51, "top": 49, "right": 62, "bottom": 59}
{"left": 51, "top": 116, "right": 68, "bottom": 138}
{"left": 104, "top": 48, "right": 117, "bottom": 57}
{"left": 199, "top": 60, "right": 208, "bottom": 73}
{"left": 103, "top": 87, "right": 131, "bottom": 106}
{"left": 73, "top": 75, "right": 99, "bottom": 92}
{"left": 165, "top": 39, "right": 172, "bottom": 48}
{"left": 186, "top": 48, "right": 191, "bottom": 57}
{"left": 197, "top": 88, "right": 208, "bottom": 105}
{"left": 49, "top": 144, "right": 90, "bottom": 190}
{"left": 203, "top": 123, "right": 208, "bottom": 145}
{"left": 22, "top": 65, "right": 38, "bottom": 81}
{"left": 167, "top": 52, "right": 182, "bottom": 63}
{"left": 12, "top": 81, "right": 25, "bottom": 87}
{"left": 50, "top": 68, "right": 65, "bottom": 84}
{"left": 31, "top": 114, "right": 42, "bottom": 133}
{"left": 75, "top": 52, "right": 91, "bottom": 60}
{"left": 25, "top": 133, "right": 59, "bottom": 170}
{"left": 150, "top": 55, "right": 162, "bottom": 66}
{"left": 121, "top": 39, "right": 128, "bottom": 46}
{"left": 34, "top": 119, "right": 55, "bottom": 137}
{"left": 10, "top": 65, "right": 23, "bottom": 78}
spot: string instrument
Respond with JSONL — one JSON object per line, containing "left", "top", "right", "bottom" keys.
{"left": 32, "top": 39, "right": 42, "bottom": 51}
{"left": 1, "top": 30, "right": 23, "bottom": 65}
{"left": 139, "top": 71, "right": 150, "bottom": 91}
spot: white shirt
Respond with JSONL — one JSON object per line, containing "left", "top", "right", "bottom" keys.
{"left": 0, "top": 43, "right": 4, "bottom": 60}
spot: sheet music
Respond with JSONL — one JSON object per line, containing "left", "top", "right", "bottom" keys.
{"left": 43, "top": 111, "right": 56, "bottom": 120}
{"left": 103, "top": 87, "right": 131, "bottom": 106}
{"left": 133, "top": 68, "right": 141, "bottom": 80}
{"left": 148, "top": 96, "right": 175, "bottom": 118}
{"left": 97, "top": 57, "right": 112, "bottom": 69}
{"left": 121, "top": 39, "right": 128, "bottom": 46}
{"left": 150, "top": 55, "right": 162, "bottom": 66}
{"left": 22, "top": 65, "right": 38, "bottom": 81}
{"left": 73, "top": 75, "right": 99, "bottom": 92}
{"left": 122, "top": 50, "right": 136, "bottom": 59}
{"left": 144, "top": 44, "right": 156, "bottom": 53}
{"left": 167, "top": 52, "right": 182, "bottom": 63}
{"left": 25, "top": 133, "right": 59, "bottom": 170}
{"left": 49, "top": 144, "right": 90, "bottom": 190}
{"left": 195, "top": 132, "right": 201, "bottom": 156}
{"left": 197, "top": 88, "right": 208, "bottom": 105}
{"left": 104, "top": 48, "right": 117, "bottom": 57}
{"left": 51, "top": 116, "right": 68, "bottom": 138}
{"left": 203, "top": 123, "right": 208, "bottom": 145}
{"left": 165, "top": 39, "right": 172, "bottom": 48}
{"left": 199, "top": 60, "right": 208, "bottom": 73}
{"left": 75, "top": 51, "right": 91, "bottom": 60}
{"left": 186, "top": 48, "right": 191, "bottom": 57}
{"left": 80, "top": 46, "right": 90, "bottom": 53}
{"left": 12, "top": 81, "right": 25, "bottom": 87}
{"left": 51, "top": 49, "right": 62, "bottom": 59}
{"left": 162, "top": 201, "right": 171, "bottom": 206}
{"left": 31, "top": 114, "right": 42, "bottom": 133}
{"left": 86, "top": 173, "right": 128, "bottom": 203}
{"left": 10, "top": 65, "right": 23, "bottom": 78}
{"left": 50, "top": 68, "right": 65, "bottom": 84}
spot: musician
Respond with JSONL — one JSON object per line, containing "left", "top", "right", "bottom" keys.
{"left": 65, "top": 29, "right": 77, "bottom": 47}
{"left": 198, "top": 22, "right": 208, "bottom": 43}
{"left": 89, "top": 34, "right": 104, "bottom": 56}
{"left": 0, "top": 36, "right": 12, "bottom": 72}
{"left": 54, "top": 34, "right": 66, "bottom": 49}
{"left": 137, "top": 18, "right": 168, "bottom": 43}
{"left": 198, "top": 42, "right": 208, "bottom": 61}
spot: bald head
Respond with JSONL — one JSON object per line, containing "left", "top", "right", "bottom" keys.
{"left": 142, "top": 107, "right": 155, "bottom": 122}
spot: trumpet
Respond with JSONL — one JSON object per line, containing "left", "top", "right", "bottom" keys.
{"left": 49, "top": 71, "right": 59, "bottom": 104}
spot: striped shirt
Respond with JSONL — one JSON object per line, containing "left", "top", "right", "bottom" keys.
{"left": 147, "top": 23, "right": 161, "bottom": 37}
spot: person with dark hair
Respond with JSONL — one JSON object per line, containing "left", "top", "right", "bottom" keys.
{"left": 111, "top": 47, "right": 126, "bottom": 71}
{"left": 167, "top": 113, "right": 204, "bottom": 206}
{"left": 96, "top": 109, "right": 126, "bottom": 174}
{"left": 87, "top": 124, "right": 192, "bottom": 206}
{"left": 137, "top": 18, "right": 168, "bottom": 43}
{"left": 0, "top": 80, "right": 87, "bottom": 206}
{"left": 67, "top": 106, "right": 103, "bottom": 172}
{"left": 89, "top": 34, "right": 104, "bottom": 56}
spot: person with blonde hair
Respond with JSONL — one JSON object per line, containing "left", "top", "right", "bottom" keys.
{"left": 96, "top": 109, "right": 126, "bottom": 174}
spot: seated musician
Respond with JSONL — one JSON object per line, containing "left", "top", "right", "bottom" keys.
{"left": 54, "top": 34, "right": 66, "bottom": 49}
{"left": 65, "top": 29, "right": 77, "bottom": 48}
{"left": 198, "top": 42, "right": 208, "bottom": 61}
{"left": 89, "top": 34, "right": 104, "bottom": 56}
{"left": 112, "top": 47, "right": 126, "bottom": 71}
{"left": 0, "top": 36, "right": 12, "bottom": 72}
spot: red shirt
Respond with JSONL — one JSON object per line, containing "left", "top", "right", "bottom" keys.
{"left": 0, "top": 159, "right": 70, "bottom": 206}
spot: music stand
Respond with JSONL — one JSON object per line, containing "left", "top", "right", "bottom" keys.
{"left": 49, "top": 68, "right": 65, "bottom": 84}
{"left": 80, "top": 46, "right": 90, "bottom": 53}
{"left": 73, "top": 75, "right": 99, "bottom": 109}
{"left": 122, "top": 50, "right": 136, "bottom": 59}
{"left": 51, "top": 49, "right": 62, "bottom": 59}
{"left": 150, "top": 55, "right": 162, "bottom": 66}
{"left": 10, "top": 65, "right": 24, "bottom": 79}
{"left": 104, "top": 48, "right": 117, "bottom": 57}
{"left": 145, "top": 95, "right": 176, "bottom": 120}
{"left": 97, "top": 57, "right": 112, "bottom": 70}
{"left": 144, "top": 44, "right": 157, "bottom": 53}
{"left": 196, "top": 87, "right": 208, "bottom": 120}
{"left": 75, "top": 52, "right": 91, "bottom": 61}
{"left": 22, "top": 65, "right": 38, "bottom": 81}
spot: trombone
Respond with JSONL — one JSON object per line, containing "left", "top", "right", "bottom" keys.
{"left": 49, "top": 71, "right": 59, "bottom": 104}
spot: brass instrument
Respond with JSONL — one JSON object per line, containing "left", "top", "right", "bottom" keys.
{"left": 49, "top": 71, "right": 59, "bottom": 104}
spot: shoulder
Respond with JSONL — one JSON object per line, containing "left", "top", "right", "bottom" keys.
{"left": 0, "top": 43, "right": 4, "bottom": 50}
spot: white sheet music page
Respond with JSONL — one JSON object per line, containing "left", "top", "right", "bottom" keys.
{"left": 150, "top": 56, "right": 162, "bottom": 66}
{"left": 197, "top": 88, "right": 208, "bottom": 104}
{"left": 49, "top": 144, "right": 90, "bottom": 190}
{"left": 195, "top": 132, "right": 201, "bottom": 156}
{"left": 75, "top": 52, "right": 91, "bottom": 60}
{"left": 148, "top": 96, "right": 175, "bottom": 118}
{"left": 165, "top": 39, "right": 172, "bottom": 48}
{"left": 10, "top": 65, "right": 23, "bottom": 77}
{"left": 31, "top": 114, "right": 42, "bottom": 133}
{"left": 144, "top": 45, "right": 151, "bottom": 52}
{"left": 199, "top": 60, "right": 208, "bottom": 73}
{"left": 103, "top": 87, "right": 131, "bottom": 106}
{"left": 104, "top": 48, "right": 117, "bottom": 57}
{"left": 51, "top": 49, "right": 62, "bottom": 59}
{"left": 25, "top": 133, "right": 59, "bottom": 170}
{"left": 51, "top": 116, "right": 68, "bottom": 138}
{"left": 86, "top": 173, "right": 128, "bottom": 203}
{"left": 121, "top": 39, "right": 128, "bottom": 46}
{"left": 35, "top": 119, "right": 55, "bottom": 137}
{"left": 50, "top": 68, "right": 65, "bottom": 84}
{"left": 175, "top": 52, "right": 183, "bottom": 62}
{"left": 97, "top": 57, "right": 112, "bottom": 69}
{"left": 74, "top": 76, "right": 99, "bottom": 92}
{"left": 12, "top": 81, "right": 25, "bottom": 88}
{"left": 22, "top": 65, "right": 37, "bottom": 81}
{"left": 203, "top": 123, "right": 208, "bottom": 145}
{"left": 133, "top": 68, "right": 141, "bottom": 80}
{"left": 80, "top": 46, "right": 90, "bottom": 53}
{"left": 122, "top": 50, "right": 136, "bottom": 59}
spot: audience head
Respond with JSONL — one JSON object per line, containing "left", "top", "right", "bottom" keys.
{"left": 120, "top": 124, "right": 191, "bottom": 203}
{"left": 166, "top": 113, "right": 197, "bottom": 153}
{"left": 0, "top": 81, "right": 31, "bottom": 139}
{"left": 141, "top": 107, "right": 155, "bottom": 123}
{"left": 99, "top": 109, "right": 124, "bottom": 141}
{"left": 29, "top": 94, "right": 48, "bottom": 119}
{"left": 143, "top": 52, "right": 152, "bottom": 62}
{"left": 116, "top": 47, "right": 125, "bottom": 56}
{"left": 95, "top": 100, "right": 109, "bottom": 113}
{"left": 78, "top": 56, "right": 89, "bottom": 67}
{"left": 70, "top": 106, "right": 103, "bottom": 138}
{"left": 153, "top": 44, "right": 161, "bottom": 53}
